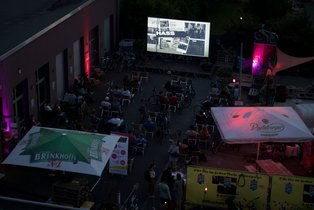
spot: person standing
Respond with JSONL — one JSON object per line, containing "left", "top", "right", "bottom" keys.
{"left": 168, "top": 140, "right": 180, "bottom": 170}
{"left": 199, "top": 125, "right": 209, "bottom": 141}
{"left": 158, "top": 178, "right": 172, "bottom": 209}
{"left": 147, "top": 163, "right": 156, "bottom": 197}
{"left": 174, "top": 173, "right": 184, "bottom": 210}
{"left": 233, "top": 84, "right": 240, "bottom": 100}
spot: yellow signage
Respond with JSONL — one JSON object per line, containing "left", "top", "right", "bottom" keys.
{"left": 271, "top": 175, "right": 314, "bottom": 210}
{"left": 186, "top": 166, "right": 269, "bottom": 210}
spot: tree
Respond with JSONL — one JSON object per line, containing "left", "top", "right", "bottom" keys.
{"left": 272, "top": 12, "right": 314, "bottom": 57}
{"left": 120, "top": 0, "right": 182, "bottom": 38}
{"left": 245, "top": 0, "right": 291, "bottom": 23}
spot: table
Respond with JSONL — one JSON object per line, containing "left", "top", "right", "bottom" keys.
{"left": 256, "top": 159, "right": 293, "bottom": 176}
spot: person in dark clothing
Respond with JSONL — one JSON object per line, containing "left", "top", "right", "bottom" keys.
{"left": 143, "top": 117, "right": 156, "bottom": 132}
{"left": 165, "top": 81, "right": 172, "bottom": 92}
{"left": 161, "top": 166, "right": 174, "bottom": 187}
{"left": 160, "top": 167, "right": 175, "bottom": 210}
{"left": 201, "top": 97, "right": 212, "bottom": 111}
{"left": 147, "top": 163, "right": 156, "bottom": 197}
{"left": 138, "top": 99, "right": 147, "bottom": 121}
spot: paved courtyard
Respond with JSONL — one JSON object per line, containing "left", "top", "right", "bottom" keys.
{"left": 0, "top": 61, "right": 312, "bottom": 209}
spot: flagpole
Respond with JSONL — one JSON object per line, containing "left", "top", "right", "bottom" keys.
{"left": 238, "top": 16, "right": 244, "bottom": 101}
{"left": 239, "top": 42, "right": 243, "bottom": 100}
{"left": 256, "top": 142, "right": 260, "bottom": 160}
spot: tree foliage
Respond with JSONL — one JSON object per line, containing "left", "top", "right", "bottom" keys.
{"left": 272, "top": 13, "right": 314, "bottom": 56}
{"left": 119, "top": 0, "right": 236, "bottom": 38}
{"left": 245, "top": 0, "right": 291, "bottom": 22}
{"left": 119, "top": 0, "right": 314, "bottom": 76}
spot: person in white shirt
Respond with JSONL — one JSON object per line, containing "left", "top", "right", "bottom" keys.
{"left": 44, "top": 103, "right": 53, "bottom": 112}
{"left": 100, "top": 96, "right": 111, "bottom": 109}
{"left": 64, "top": 91, "right": 77, "bottom": 105}
{"left": 107, "top": 117, "right": 124, "bottom": 127}
{"left": 121, "top": 88, "right": 132, "bottom": 98}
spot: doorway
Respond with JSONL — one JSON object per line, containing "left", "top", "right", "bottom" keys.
{"left": 36, "top": 63, "right": 50, "bottom": 119}
{"left": 73, "top": 37, "right": 85, "bottom": 78}
{"left": 55, "top": 49, "right": 69, "bottom": 100}
{"left": 12, "top": 79, "right": 29, "bottom": 126}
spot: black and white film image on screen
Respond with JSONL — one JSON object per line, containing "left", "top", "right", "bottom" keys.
{"left": 147, "top": 17, "right": 210, "bottom": 57}
{"left": 185, "top": 22, "right": 206, "bottom": 39}
{"left": 187, "top": 40, "right": 205, "bottom": 56}
{"left": 147, "top": 27, "right": 157, "bottom": 44}
{"left": 176, "top": 37, "right": 190, "bottom": 54}
{"left": 158, "top": 37, "right": 180, "bottom": 54}
{"left": 159, "top": 20, "right": 170, "bottom": 32}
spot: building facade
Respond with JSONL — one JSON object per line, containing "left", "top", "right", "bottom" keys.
{"left": 0, "top": 0, "right": 118, "bottom": 139}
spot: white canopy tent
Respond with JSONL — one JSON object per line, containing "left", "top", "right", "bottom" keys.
{"left": 293, "top": 103, "right": 314, "bottom": 133}
{"left": 2, "top": 126, "right": 120, "bottom": 176}
{"left": 211, "top": 106, "right": 314, "bottom": 159}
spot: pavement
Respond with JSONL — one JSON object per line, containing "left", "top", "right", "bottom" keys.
{"left": 0, "top": 60, "right": 312, "bottom": 210}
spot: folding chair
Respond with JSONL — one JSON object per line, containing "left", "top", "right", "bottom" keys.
{"left": 140, "top": 71, "right": 149, "bottom": 83}
{"left": 122, "top": 95, "right": 132, "bottom": 106}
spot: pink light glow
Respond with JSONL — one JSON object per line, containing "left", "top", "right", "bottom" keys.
{"left": 82, "top": 12, "right": 91, "bottom": 78}
{"left": 84, "top": 50, "right": 90, "bottom": 78}
{"left": 2, "top": 96, "right": 11, "bottom": 132}
{"left": 1, "top": 75, "right": 11, "bottom": 132}
{"left": 252, "top": 44, "right": 264, "bottom": 75}
{"left": 252, "top": 43, "right": 276, "bottom": 76}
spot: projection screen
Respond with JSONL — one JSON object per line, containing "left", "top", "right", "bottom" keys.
{"left": 147, "top": 17, "right": 210, "bottom": 57}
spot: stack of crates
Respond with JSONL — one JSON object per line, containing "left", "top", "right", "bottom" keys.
{"left": 52, "top": 178, "right": 88, "bottom": 207}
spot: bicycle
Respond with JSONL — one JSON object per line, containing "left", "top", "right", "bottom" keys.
{"left": 177, "top": 88, "right": 193, "bottom": 113}
{"left": 210, "top": 137, "right": 225, "bottom": 154}
{"left": 187, "top": 79, "right": 196, "bottom": 98}
{"left": 226, "top": 196, "right": 260, "bottom": 210}
{"left": 144, "top": 87, "right": 160, "bottom": 111}
{"left": 101, "top": 52, "right": 122, "bottom": 72}
{"left": 100, "top": 55, "right": 113, "bottom": 70}
{"left": 245, "top": 198, "right": 259, "bottom": 210}
{"left": 120, "top": 183, "right": 140, "bottom": 210}
{"left": 104, "top": 80, "right": 114, "bottom": 96}
{"left": 181, "top": 91, "right": 193, "bottom": 108}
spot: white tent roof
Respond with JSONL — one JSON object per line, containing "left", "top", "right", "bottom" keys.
{"left": 274, "top": 48, "right": 314, "bottom": 74}
{"left": 293, "top": 103, "right": 314, "bottom": 133}
{"left": 2, "top": 126, "right": 120, "bottom": 176}
{"left": 211, "top": 106, "right": 314, "bottom": 144}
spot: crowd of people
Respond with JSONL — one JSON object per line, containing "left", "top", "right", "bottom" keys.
{"left": 25, "top": 70, "right": 219, "bottom": 210}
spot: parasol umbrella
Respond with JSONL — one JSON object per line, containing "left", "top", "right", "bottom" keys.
{"left": 2, "top": 126, "right": 120, "bottom": 176}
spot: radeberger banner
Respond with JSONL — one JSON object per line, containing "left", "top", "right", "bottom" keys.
{"left": 186, "top": 166, "right": 269, "bottom": 210}
{"left": 271, "top": 175, "right": 314, "bottom": 210}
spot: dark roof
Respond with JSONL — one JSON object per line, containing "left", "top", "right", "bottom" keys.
{"left": 0, "top": 0, "right": 89, "bottom": 59}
